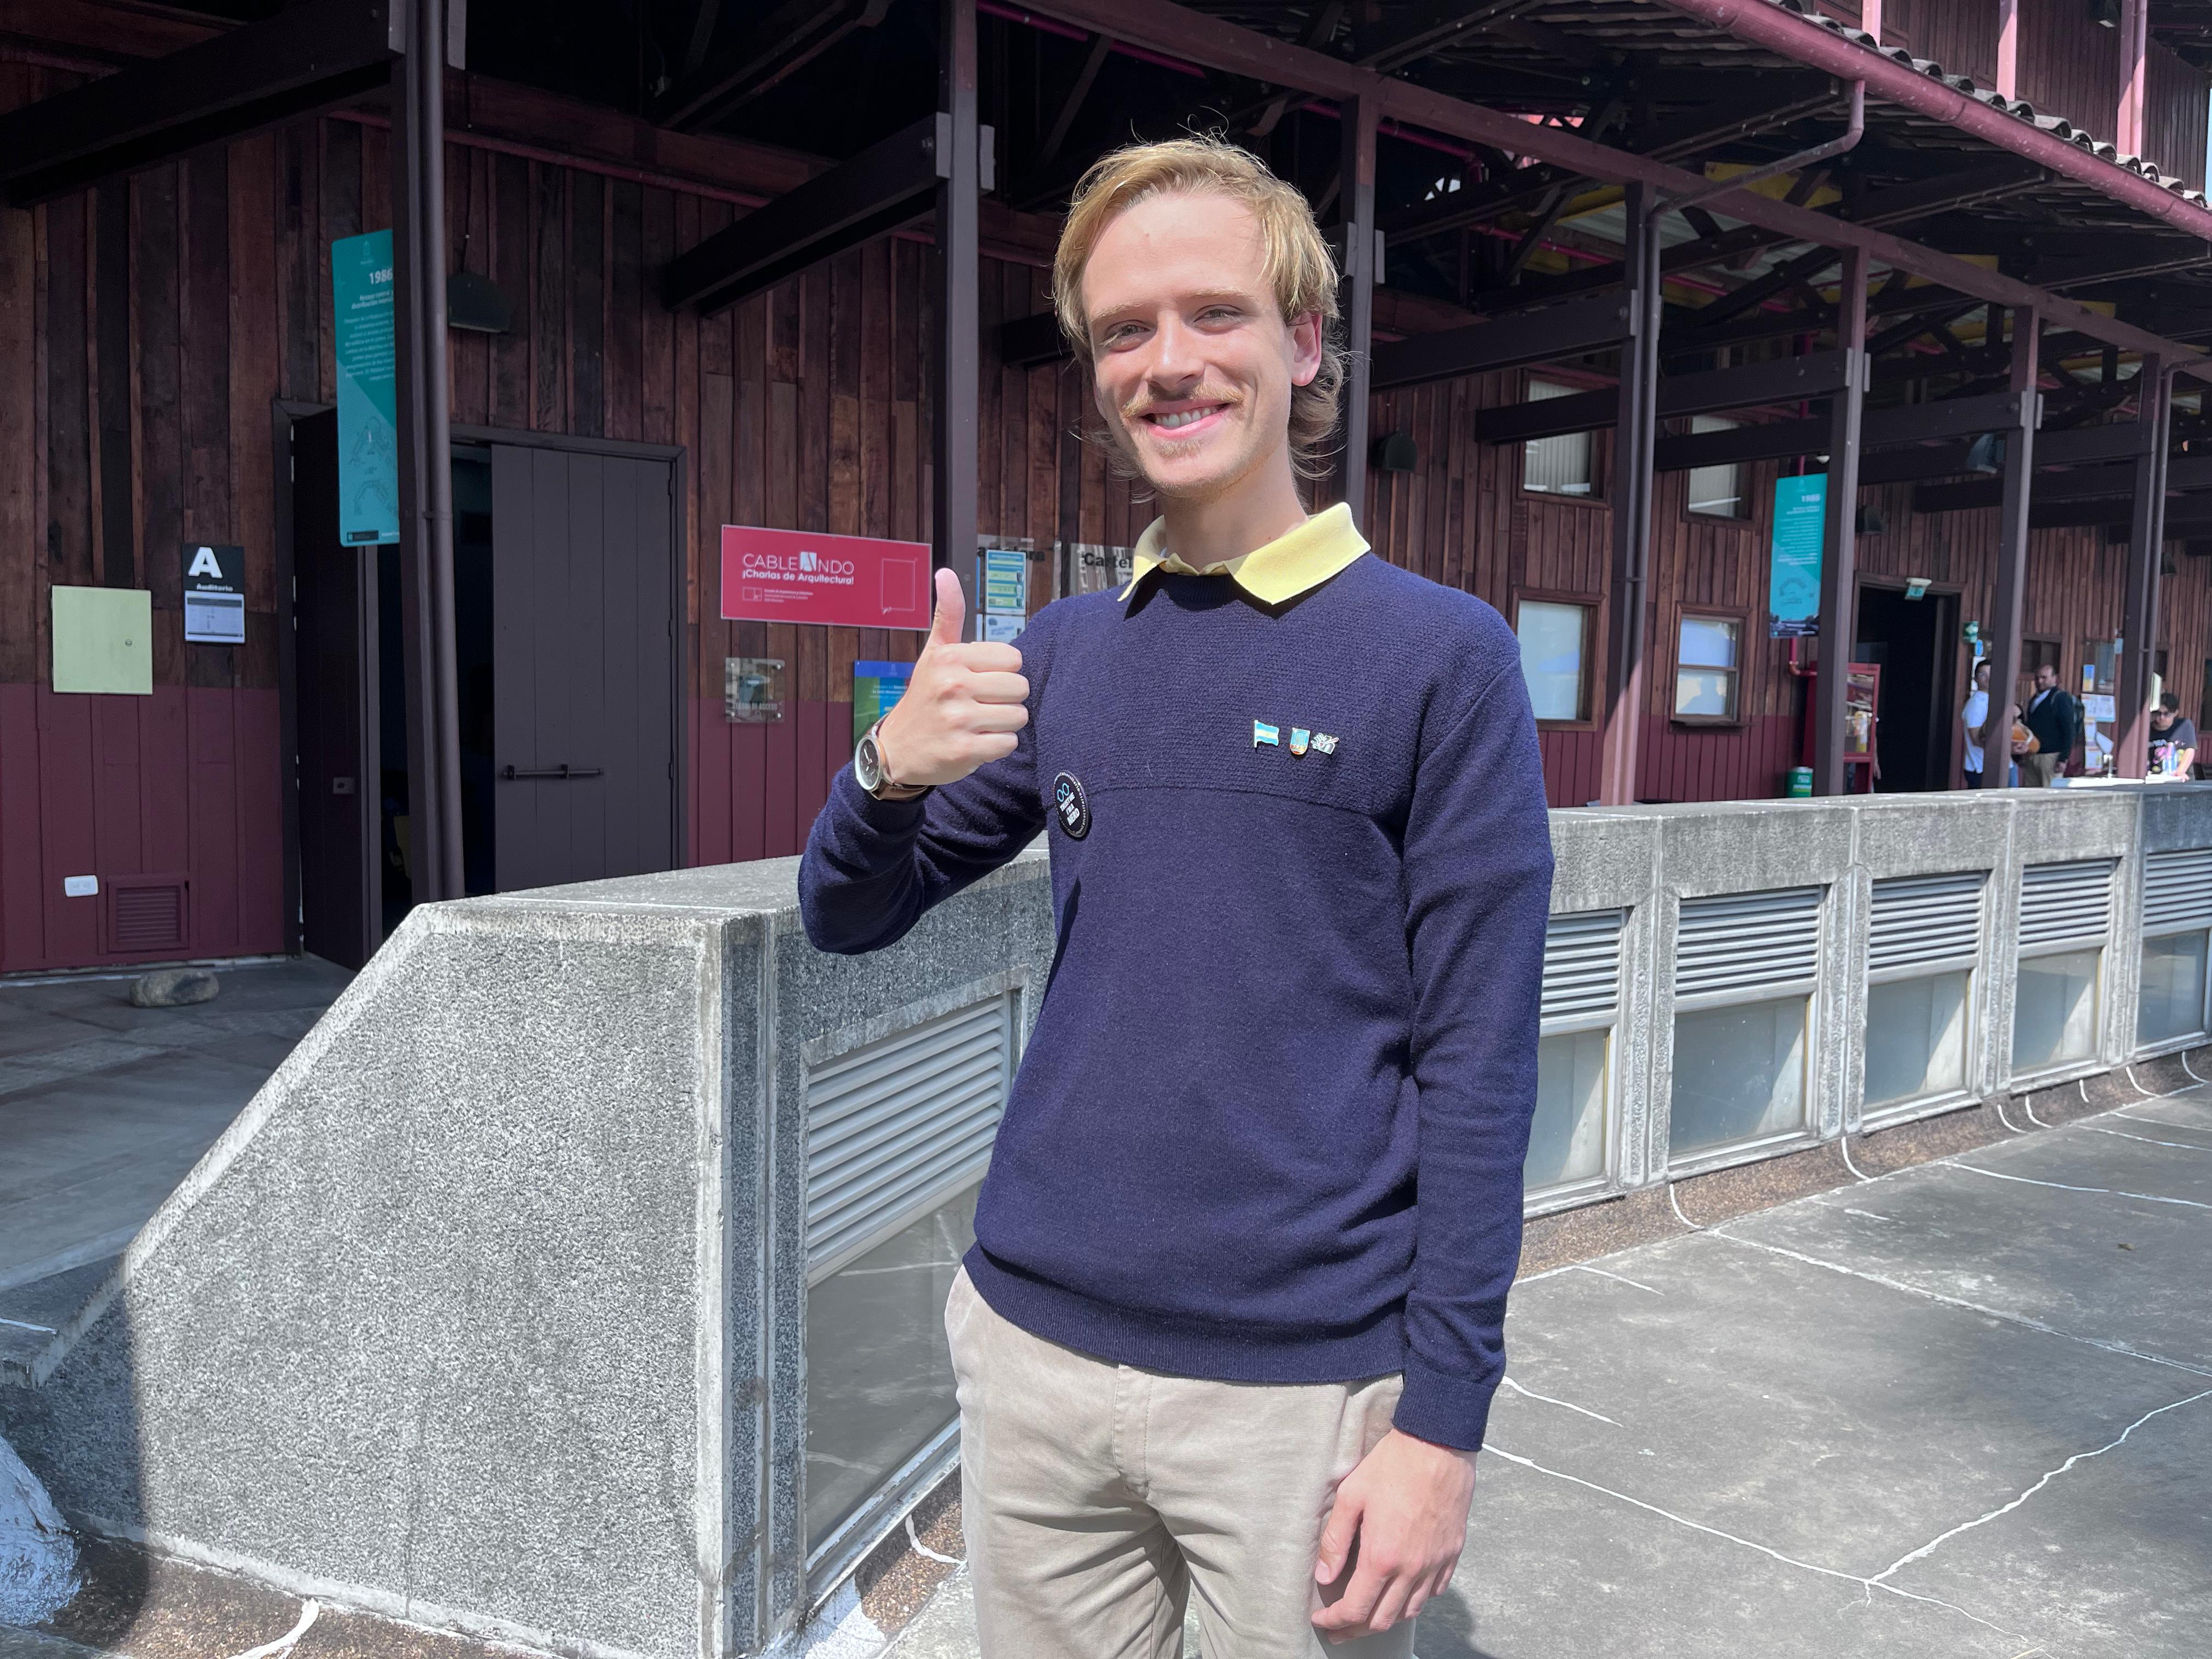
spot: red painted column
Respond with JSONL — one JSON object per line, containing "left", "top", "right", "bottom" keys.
{"left": 2118, "top": 0, "right": 2149, "bottom": 157}
{"left": 1996, "top": 0, "right": 2019, "bottom": 99}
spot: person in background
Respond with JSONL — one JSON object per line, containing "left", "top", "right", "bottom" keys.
{"left": 2148, "top": 691, "right": 2198, "bottom": 781}
{"left": 2018, "top": 663, "right": 2080, "bottom": 787}
{"left": 1960, "top": 659, "right": 1991, "bottom": 786}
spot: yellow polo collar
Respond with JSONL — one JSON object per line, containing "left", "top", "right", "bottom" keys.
{"left": 1119, "top": 503, "right": 1369, "bottom": 606}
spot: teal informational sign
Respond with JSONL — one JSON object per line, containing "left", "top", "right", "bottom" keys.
{"left": 981, "top": 548, "right": 1028, "bottom": 615}
{"left": 332, "top": 230, "right": 399, "bottom": 546}
{"left": 1768, "top": 472, "right": 1827, "bottom": 637}
{"left": 854, "top": 659, "right": 915, "bottom": 748}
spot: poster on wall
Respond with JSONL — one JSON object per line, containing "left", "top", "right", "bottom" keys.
{"left": 854, "top": 660, "right": 916, "bottom": 748}
{"left": 331, "top": 230, "right": 398, "bottom": 546}
{"left": 721, "top": 526, "right": 933, "bottom": 630}
{"left": 181, "top": 544, "right": 247, "bottom": 644}
{"left": 980, "top": 547, "right": 1028, "bottom": 643}
{"left": 1768, "top": 473, "right": 1826, "bottom": 637}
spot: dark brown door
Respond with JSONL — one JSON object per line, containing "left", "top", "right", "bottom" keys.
{"left": 489, "top": 444, "right": 678, "bottom": 893}
{"left": 292, "top": 411, "right": 381, "bottom": 968}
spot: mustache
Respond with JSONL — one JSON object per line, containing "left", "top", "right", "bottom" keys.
{"left": 1120, "top": 385, "right": 1244, "bottom": 424}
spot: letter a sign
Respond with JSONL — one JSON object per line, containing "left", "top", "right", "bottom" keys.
{"left": 181, "top": 543, "right": 246, "bottom": 644}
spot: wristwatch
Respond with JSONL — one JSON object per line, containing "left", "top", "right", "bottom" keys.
{"left": 854, "top": 717, "right": 930, "bottom": 802}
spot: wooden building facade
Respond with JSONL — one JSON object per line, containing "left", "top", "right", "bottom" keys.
{"left": 2, "top": 0, "right": 2212, "bottom": 974}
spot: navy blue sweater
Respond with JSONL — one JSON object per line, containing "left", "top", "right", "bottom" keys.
{"left": 799, "top": 554, "right": 1554, "bottom": 1451}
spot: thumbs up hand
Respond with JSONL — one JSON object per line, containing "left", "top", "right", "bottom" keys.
{"left": 874, "top": 567, "right": 1030, "bottom": 788}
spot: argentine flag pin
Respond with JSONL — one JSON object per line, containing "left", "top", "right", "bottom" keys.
{"left": 1252, "top": 720, "right": 1280, "bottom": 748}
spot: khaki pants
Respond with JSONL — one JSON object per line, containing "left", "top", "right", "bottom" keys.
{"left": 2021, "top": 752, "right": 2061, "bottom": 787}
{"left": 946, "top": 1266, "right": 1414, "bottom": 1659}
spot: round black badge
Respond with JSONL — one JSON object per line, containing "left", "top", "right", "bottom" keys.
{"left": 1051, "top": 772, "right": 1091, "bottom": 839}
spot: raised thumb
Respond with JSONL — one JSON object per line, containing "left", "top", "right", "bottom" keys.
{"left": 927, "top": 567, "right": 967, "bottom": 648}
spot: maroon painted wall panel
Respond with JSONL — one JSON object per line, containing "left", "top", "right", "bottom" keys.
{"left": 0, "top": 685, "right": 282, "bottom": 972}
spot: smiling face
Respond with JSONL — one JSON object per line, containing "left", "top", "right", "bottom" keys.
{"left": 1078, "top": 190, "right": 1322, "bottom": 505}
{"left": 2035, "top": 664, "right": 2059, "bottom": 694}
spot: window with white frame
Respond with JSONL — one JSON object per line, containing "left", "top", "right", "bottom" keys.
{"left": 1529, "top": 909, "right": 1623, "bottom": 1195}
{"left": 1685, "top": 415, "right": 1750, "bottom": 518}
{"left": 1523, "top": 379, "right": 1594, "bottom": 496}
{"left": 1516, "top": 599, "right": 1594, "bottom": 723}
{"left": 1674, "top": 613, "right": 1742, "bottom": 720}
{"left": 1863, "top": 872, "right": 1985, "bottom": 1122}
{"left": 2012, "top": 860, "right": 2114, "bottom": 1078}
{"left": 2138, "top": 848, "right": 2212, "bottom": 1051}
{"left": 1668, "top": 888, "right": 1822, "bottom": 1167}
{"left": 803, "top": 992, "right": 1017, "bottom": 1572}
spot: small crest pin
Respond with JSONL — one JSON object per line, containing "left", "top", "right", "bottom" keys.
{"left": 1289, "top": 727, "right": 1311, "bottom": 757}
{"left": 1311, "top": 732, "right": 1339, "bottom": 755}
{"left": 1252, "top": 720, "right": 1280, "bottom": 748}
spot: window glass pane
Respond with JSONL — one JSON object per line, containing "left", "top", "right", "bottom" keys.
{"left": 1524, "top": 381, "right": 1593, "bottom": 495}
{"left": 1679, "top": 615, "right": 1739, "bottom": 668}
{"left": 1865, "top": 971, "right": 1970, "bottom": 1108}
{"left": 1528, "top": 1028, "right": 1608, "bottom": 1190}
{"left": 2138, "top": 930, "right": 2210, "bottom": 1047}
{"left": 1669, "top": 997, "right": 1808, "bottom": 1160}
{"left": 1686, "top": 415, "right": 1747, "bottom": 518}
{"left": 2012, "top": 949, "right": 2102, "bottom": 1075}
{"left": 1517, "top": 601, "right": 1588, "bottom": 722}
{"left": 1674, "top": 668, "right": 1737, "bottom": 719}
{"left": 805, "top": 1183, "right": 978, "bottom": 1547}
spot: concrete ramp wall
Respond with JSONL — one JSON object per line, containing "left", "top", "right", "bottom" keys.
{"left": 0, "top": 856, "right": 1055, "bottom": 1659}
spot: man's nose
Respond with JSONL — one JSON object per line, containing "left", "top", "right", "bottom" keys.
{"left": 1146, "top": 315, "right": 1205, "bottom": 387}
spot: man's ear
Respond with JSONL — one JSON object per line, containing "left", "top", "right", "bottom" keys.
{"left": 1288, "top": 311, "right": 1324, "bottom": 388}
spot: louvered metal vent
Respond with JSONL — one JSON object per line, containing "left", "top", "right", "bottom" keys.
{"left": 1543, "top": 910, "right": 1624, "bottom": 1023}
{"left": 104, "top": 878, "right": 188, "bottom": 954}
{"left": 805, "top": 994, "right": 1014, "bottom": 1277}
{"left": 1675, "top": 888, "right": 1821, "bottom": 1000}
{"left": 1869, "top": 872, "right": 1984, "bottom": 975}
{"left": 2143, "top": 848, "right": 2212, "bottom": 935}
{"left": 2018, "top": 860, "right": 2115, "bottom": 948}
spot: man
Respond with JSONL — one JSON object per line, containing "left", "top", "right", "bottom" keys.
{"left": 2018, "top": 662, "right": 2079, "bottom": 787}
{"left": 1961, "top": 659, "right": 1991, "bottom": 786}
{"left": 2149, "top": 691, "right": 2198, "bottom": 780}
{"left": 799, "top": 138, "right": 1552, "bottom": 1656}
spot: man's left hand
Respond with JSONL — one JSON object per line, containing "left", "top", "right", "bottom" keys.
{"left": 1311, "top": 1427, "right": 1477, "bottom": 1644}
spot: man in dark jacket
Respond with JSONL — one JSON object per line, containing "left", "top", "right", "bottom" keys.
{"left": 2018, "top": 663, "right": 2079, "bottom": 787}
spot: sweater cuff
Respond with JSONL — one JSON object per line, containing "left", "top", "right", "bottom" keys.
{"left": 1391, "top": 1358, "right": 1501, "bottom": 1454}
{"left": 828, "top": 762, "right": 933, "bottom": 832}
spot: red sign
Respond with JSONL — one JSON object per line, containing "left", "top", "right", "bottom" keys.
{"left": 719, "top": 525, "right": 932, "bottom": 630}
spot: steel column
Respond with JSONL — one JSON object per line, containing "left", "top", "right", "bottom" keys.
{"left": 2119, "top": 0, "right": 2149, "bottom": 159}
{"left": 390, "top": 0, "right": 464, "bottom": 898}
{"left": 1335, "top": 92, "right": 1377, "bottom": 523}
{"left": 933, "top": 0, "right": 980, "bottom": 616}
{"left": 1981, "top": 307, "right": 2041, "bottom": 788}
{"left": 1813, "top": 245, "right": 1869, "bottom": 796}
{"left": 2118, "top": 362, "right": 2174, "bottom": 775}
{"left": 1598, "top": 183, "right": 1659, "bottom": 808}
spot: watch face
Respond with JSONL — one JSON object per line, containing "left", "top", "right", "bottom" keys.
{"left": 855, "top": 733, "right": 883, "bottom": 792}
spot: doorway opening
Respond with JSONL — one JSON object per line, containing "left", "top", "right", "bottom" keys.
{"left": 1854, "top": 583, "right": 1960, "bottom": 792}
{"left": 291, "top": 413, "right": 682, "bottom": 969}
{"left": 371, "top": 467, "right": 497, "bottom": 936}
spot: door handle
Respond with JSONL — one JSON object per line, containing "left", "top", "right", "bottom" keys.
{"left": 499, "top": 764, "right": 605, "bottom": 781}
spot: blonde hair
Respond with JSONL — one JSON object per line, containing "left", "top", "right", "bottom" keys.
{"left": 1051, "top": 136, "right": 1345, "bottom": 481}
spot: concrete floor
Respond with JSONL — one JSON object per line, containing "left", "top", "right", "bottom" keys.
{"left": 891, "top": 1087, "right": 2212, "bottom": 1659}
{"left": 0, "top": 959, "right": 350, "bottom": 1370}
